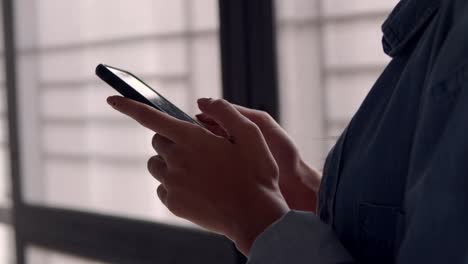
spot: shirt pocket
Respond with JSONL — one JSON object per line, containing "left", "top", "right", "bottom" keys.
{"left": 431, "top": 63, "right": 468, "bottom": 103}
{"left": 358, "top": 202, "right": 404, "bottom": 264}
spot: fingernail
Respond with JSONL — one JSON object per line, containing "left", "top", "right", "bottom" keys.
{"left": 197, "top": 98, "right": 212, "bottom": 107}
{"left": 107, "top": 96, "right": 118, "bottom": 107}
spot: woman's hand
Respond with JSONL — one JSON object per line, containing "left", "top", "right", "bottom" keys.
{"left": 107, "top": 96, "right": 289, "bottom": 255}
{"left": 197, "top": 103, "right": 321, "bottom": 212}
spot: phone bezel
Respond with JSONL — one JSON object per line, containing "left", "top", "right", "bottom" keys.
{"left": 96, "top": 64, "right": 200, "bottom": 126}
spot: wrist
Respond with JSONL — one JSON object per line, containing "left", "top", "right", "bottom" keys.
{"left": 277, "top": 159, "right": 320, "bottom": 212}
{"left": 229, "top": 189, "right": 289, "bottom": 256}
{"left": 295, "top": 159, "right": 321, "bottom": 193}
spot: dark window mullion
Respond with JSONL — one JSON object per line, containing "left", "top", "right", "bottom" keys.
{"left": 219, "top": 1, "right": 279, "bottom": 263}
{"left": 219, "top": 0, "right": 279, "bottom": 121}
{"left": 3, "top": 0, "right": 26, "bottom": 263}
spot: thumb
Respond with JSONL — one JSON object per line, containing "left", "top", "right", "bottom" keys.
{"left": 197, "top": 98, "right": 256, "bottom": 137}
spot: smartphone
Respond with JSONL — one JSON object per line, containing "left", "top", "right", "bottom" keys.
{"left": 96, "top": 64, "right": 201, "bottom": 126}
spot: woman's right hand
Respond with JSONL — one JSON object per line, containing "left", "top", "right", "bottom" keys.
{"left": 197, "top": 102, "right": 321, "bottom": 212}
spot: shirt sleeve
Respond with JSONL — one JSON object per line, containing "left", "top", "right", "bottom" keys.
{"left": 247, "top": 211, "right": 354, "bottom": 264}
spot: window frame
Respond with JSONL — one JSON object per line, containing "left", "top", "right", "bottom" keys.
{"left": 219, "top": 0, "right": 280, "bottom": 120}
{"left": 2, "top": 0, "right": 279, "bottom": 263}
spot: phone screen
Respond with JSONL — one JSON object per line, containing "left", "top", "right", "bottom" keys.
{"left": 105, "top": 66, "right": 198, "bottom": 124}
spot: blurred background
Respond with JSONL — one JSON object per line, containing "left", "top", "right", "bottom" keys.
{"left": 0, "top": 0, "right": 397, "bottom": 263}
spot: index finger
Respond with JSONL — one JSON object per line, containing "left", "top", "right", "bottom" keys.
{"left": 107, "top": 95, "right": 193, "bottom": 143}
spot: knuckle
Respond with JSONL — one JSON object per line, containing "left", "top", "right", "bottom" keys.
{"left": 178, "top": 125, "right": 207, "bottom": 145}
{"left": 256, "top": 110, "right": 273, "bottom": 123}
{"left": 147, "top": 156, "right": 160, "bottom": 171}
{"left": 147, "top": 157, "right": 154, "bottom": 172}
{"left": 156, "top": 185, "right": 165, "bottom": 197}
{"left": 152, "top": 134, "right": 168, "bottom": 150}
{"left": 157, "top": 185, "right": 169, "bottom": 205}
{"left": 184, "top": 123, "right": 200, "bottom": 134}
{"left": 189, "top": 125, "right": 209, "bottom": 138}
{"left": 211, "top": 99, "right": 229, "bottom": 109}
{"left": 243, "top": 121, "right": 262, "bottom": 136}
{"left": 151, "top": 134, "right": 158, "bottom": 149}
{"left": 147, "top": 156, "right": 166, "bottom": 177}
{"left": 156, "top": 188, "right": 162, "bottom": 200}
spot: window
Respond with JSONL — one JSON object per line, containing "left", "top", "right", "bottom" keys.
{"left": 275, "top": 0, "right": 396, "bottom": 168}
{"left": 15, "top": 0, "right": 221, "bottom": 224}
{"left": 8, "top": 0, "right": 238, "bottom": 263}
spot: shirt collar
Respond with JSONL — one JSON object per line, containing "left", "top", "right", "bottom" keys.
{"left": 382, "top": 0, "right": 441, "bottom": 57}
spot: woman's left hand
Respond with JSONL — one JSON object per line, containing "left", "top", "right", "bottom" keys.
{"left": 197, "top": 104, "right": 320, "bottom": 212}
{"left": 107, "top": 96, "right": 289, "bottom": 255}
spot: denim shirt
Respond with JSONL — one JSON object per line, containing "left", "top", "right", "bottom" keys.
{"left": 248, "top": 0, "right": 468, "bottom": 263}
